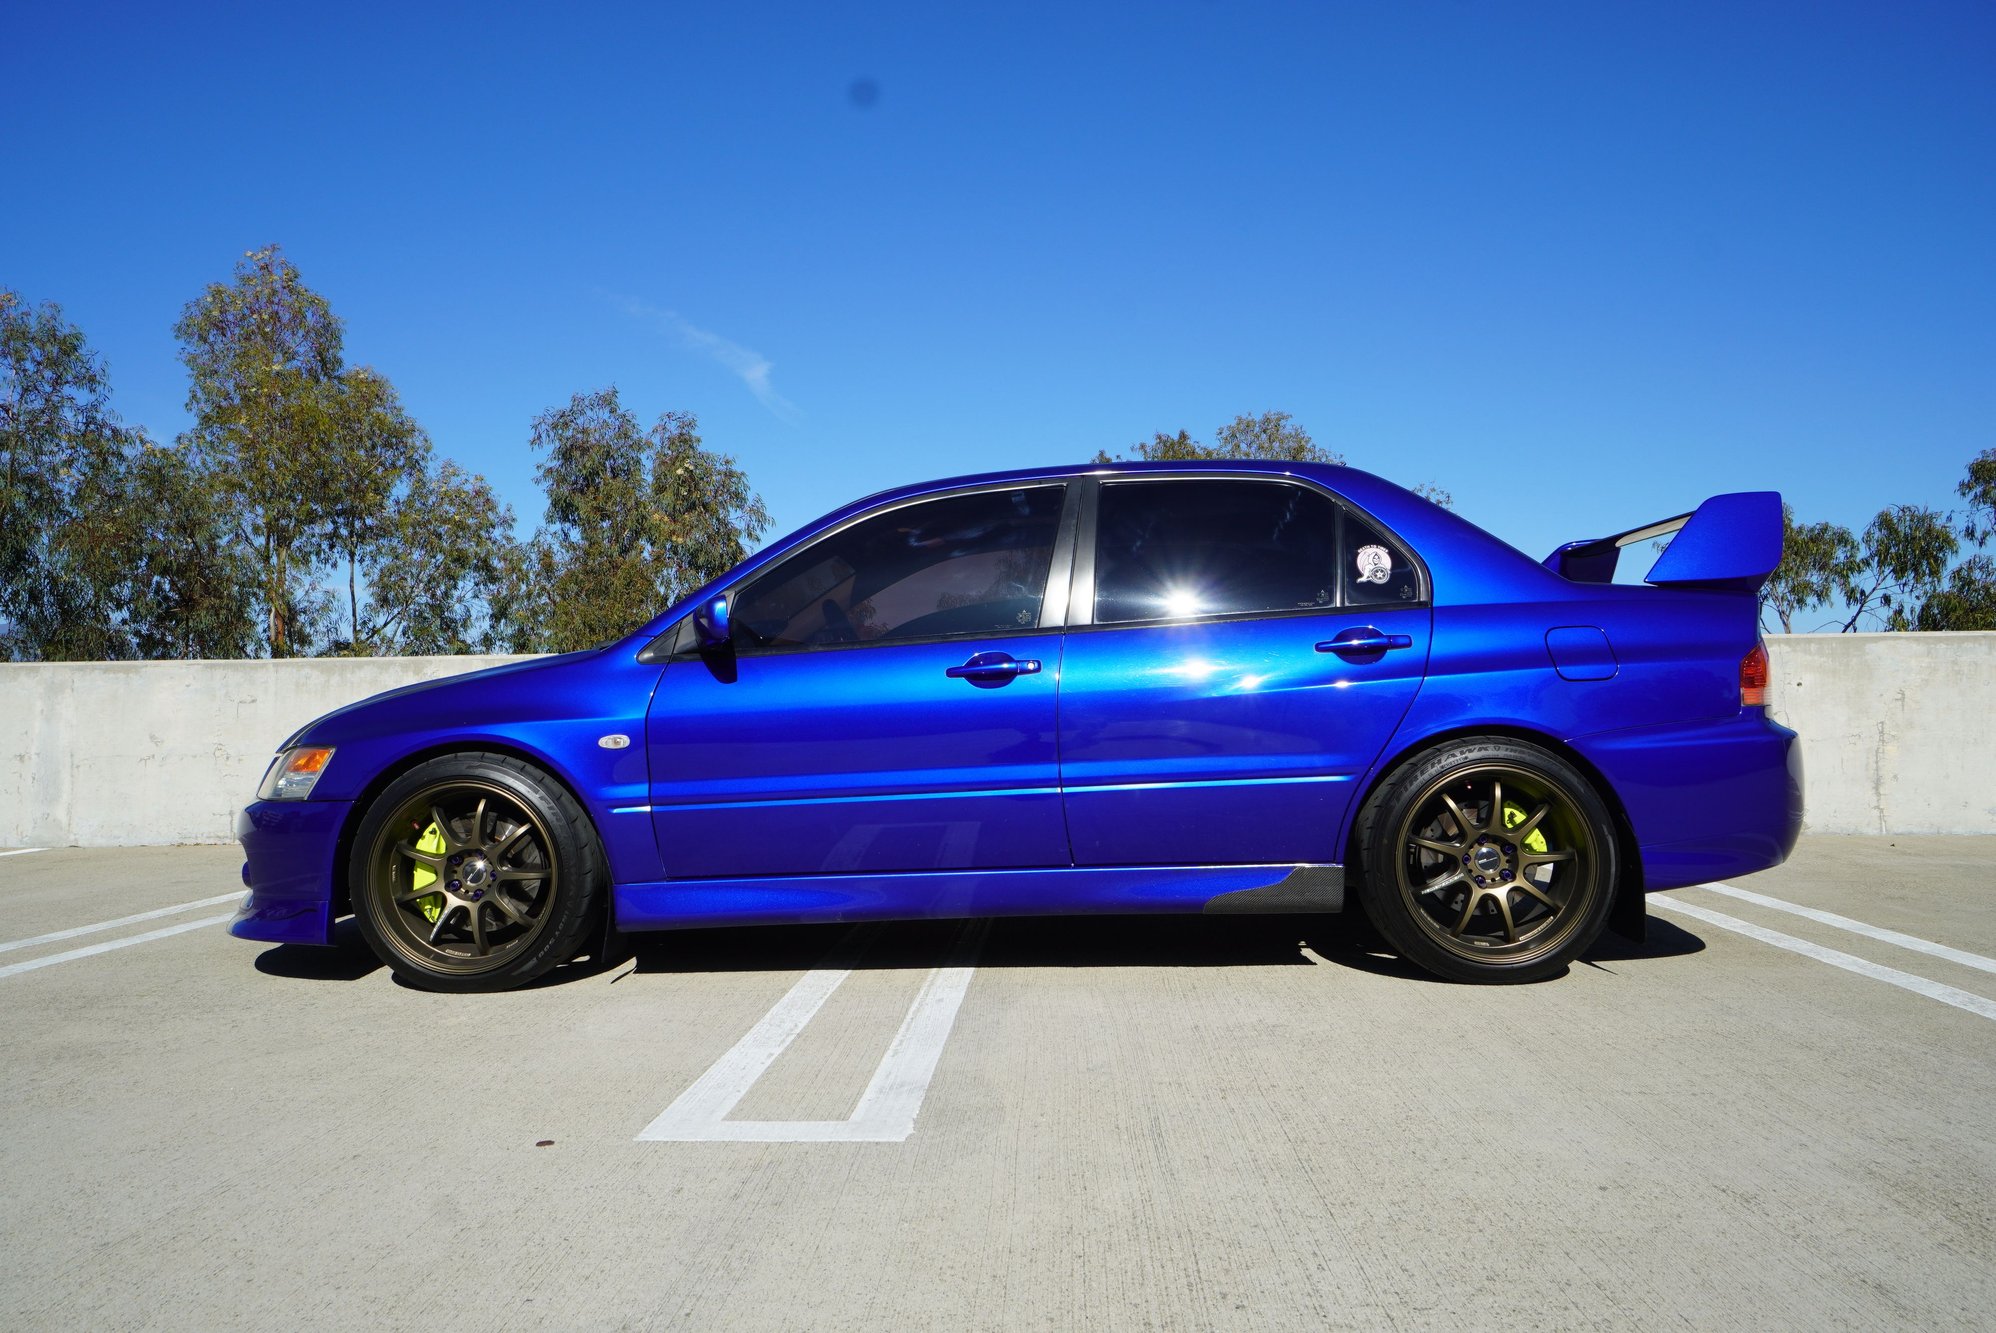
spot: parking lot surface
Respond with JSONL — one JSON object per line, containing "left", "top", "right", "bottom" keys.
{"left": 2, "top": 836, "right": 1992, "bottom": 1331}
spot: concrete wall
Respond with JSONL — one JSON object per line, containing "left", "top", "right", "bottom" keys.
{"left": 0, "top": 656, "right": 531, "bottom": 847}
{"left": 1, "top": 635, "right": 1991, "bottom": 847}
{"left": 1764, "top": 633, "right": 1996, "bottom": 836}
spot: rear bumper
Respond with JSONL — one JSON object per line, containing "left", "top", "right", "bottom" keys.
{"left": 230, "top": 800, "right": 350, "bottom": 946}
{"left": 1571, "top": 711, "right": 1803, "bottom": 892}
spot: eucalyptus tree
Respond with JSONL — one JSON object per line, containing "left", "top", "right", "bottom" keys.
{"left": 174, "top": 245, "right": 348, "bottom": 656}
{"left": 1097, "top": 411, "right": 1344, "bottom": 465}
{"left": 353, "top": 460, "right": 520, "bottom": 655}
{"left": 317, "top": 365, "right": 431, "bottom": 654}
{"left": 512, "top": 388, "right": 769, "bottom": 652}
{"left": 1093, "top": 411, "right": 1452, "bottom": 506}
{"left": 1762, "top": 504, "right": 1861, "bottom": 633}
{"left": 1839, "top": 504, "right": 1958, "bottom": 632}
{"left": 0, "top": 289, "right": 135, "bottom": 657}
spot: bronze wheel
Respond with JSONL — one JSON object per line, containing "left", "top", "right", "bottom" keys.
{"left": 350, "top": 753, "right": 603, "bottom": 992}
{"left": 1356, "top": 739, "right": 1618, "bottom": 983}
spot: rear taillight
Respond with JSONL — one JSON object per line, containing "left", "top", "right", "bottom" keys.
{"left": 1740, "top": 641, "right": 1769, "bottom": 708}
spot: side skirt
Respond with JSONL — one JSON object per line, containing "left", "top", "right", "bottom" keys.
{"left": 614, "top": 863, "right": 1346, "bottom": 933}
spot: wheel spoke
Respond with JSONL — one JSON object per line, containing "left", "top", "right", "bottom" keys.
{"left": 1411, "top": 835, "right": 1462, "bottom": 857}
{"left": 1493, "top": 891, "right": 1518, "bottom": 943}
{"left": 394, "top": 886, "right": 442, "bottom": 905}
{"left": 1450, "top": 890, "right": 1480, "bottom": 937}
{"left": 430, "top": 806, "right": 456, "bottom": 851}
{"left": 472, "top": 797, "right": 489, "bottom": 846}
{"left": 467, "top": 903, "right": 488, "bottom": 955}
{"left": 488, "top": 891, "right": 531, "bottom": 926}
{"left": 494, "top": 823, "right": 532, "bottom": 857}
{"left": 1487, "top": 779, "right": 1504, "bottom": 833}
{"left": 1524, "top": 849, "right": 1575, "bottom": 866}
{"left": 1417, "top": 868, "right": 1467, "bottom": 897}
{"left": 396, "top": 841, "right": 445, "bottom": 872}
{"left": 1510, "top": 802, "right": 1551, "bottom": 842}
{"left": 1439, "top": 792, "right": 1472, "bottom": 839}
{"left": 496, "top": 867, "right": 544, "bottom": 883}
{"left": 428, "top": 903, "right": 458, "bottom": 945}
{"left": 1514, "top": 879, "right": 1558, "bottom": 910}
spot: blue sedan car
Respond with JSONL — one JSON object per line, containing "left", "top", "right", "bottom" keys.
{"left": 232, "top": 462, "right": 1802, "bottom": 990}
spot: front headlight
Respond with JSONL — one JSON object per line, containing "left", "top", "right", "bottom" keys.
{"left": 258, "top": 746, "right": 336, "bottom": 801}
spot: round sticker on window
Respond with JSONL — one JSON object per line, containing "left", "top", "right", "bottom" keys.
{"left": 1355, "top": 544, "right": 1392, "bottom": 585}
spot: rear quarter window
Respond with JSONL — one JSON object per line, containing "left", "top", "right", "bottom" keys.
{"left": 1342, "top": 511, "right": 1422, "bottom": 606}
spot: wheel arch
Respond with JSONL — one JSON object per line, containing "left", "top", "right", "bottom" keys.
{"left": 1344, "top": 723, "right": 1647, "bottom": 941}
{"left": 330, "top": 740, "right": 604, "bottom": 929}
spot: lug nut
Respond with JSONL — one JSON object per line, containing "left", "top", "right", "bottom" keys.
{"left": 447, "top": 879, "right": 460, "bottom": 890}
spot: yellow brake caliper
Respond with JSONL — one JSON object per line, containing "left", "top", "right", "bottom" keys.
{"left": 410, "top": 822, "right": 448, "bottom": 923}
{"left": 1502, "top": 803, "right": 1548, "bottom": 855}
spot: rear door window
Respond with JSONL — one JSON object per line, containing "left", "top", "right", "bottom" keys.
{"left": 1092, "top": 480, "right": 1340, "bottom": 623}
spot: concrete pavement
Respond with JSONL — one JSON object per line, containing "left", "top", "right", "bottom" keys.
{"left": 1, "top": 836, "right": 1991, "bottom": 1330}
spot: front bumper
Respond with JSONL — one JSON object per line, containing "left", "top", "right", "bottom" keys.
{"left": 230, "top": 799, "right": 352, "bottom": 946}
{"left": 1571, "top": 711, "right": 1803, "bottom": 892}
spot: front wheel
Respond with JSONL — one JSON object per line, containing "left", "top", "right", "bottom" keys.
{"left": 1353, "top": 739, "right": 1618, "bottom": 984}
{"left": 349, "top": 752, "right": 605, "bottom": 993}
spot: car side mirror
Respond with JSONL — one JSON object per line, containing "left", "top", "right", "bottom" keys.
{"left": 692, "top": 595, "right": 732, "bottom": 650}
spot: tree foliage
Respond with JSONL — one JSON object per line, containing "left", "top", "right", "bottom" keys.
{"left": 1838, "top": 504, "right": 1957, "bottom": 632}
{"left": 1091, "top": 411, "right": 1452, "bottom": 506}
{"left": 1914, "top": 555, "right": 1996, "bottom": 631}
{"left": 2, "top": 291, "right": 259, "bottom": 659}
{"left": 176, "top": 246, "right": 519, "bottom": 658}
{"left": 1959, "top": 447, "right": 1996, "bottom": 545}
{"left": 174, "top": 246, "right": 350, "bottom": 656}
{"left": 1095, "top": 411, "right": 1343, "bottom": 465}
{"left": 510, "top": 388, "right": 769, "bottom": 652}
{"left": 111, "top": 443, "right": 264, "bottom": 659}
{"left": 2, "top": 289, "right": 136, "bottom": 657}
{"left": 1762, "top": 503, "right": 1860, "bottom": 633}
{"left": 357, "top": 461, "right": 521, "bottom": 654}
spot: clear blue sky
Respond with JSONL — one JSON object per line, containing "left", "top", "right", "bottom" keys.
{"left": 6, "top": 1, "right": 1992, "bottom": 588}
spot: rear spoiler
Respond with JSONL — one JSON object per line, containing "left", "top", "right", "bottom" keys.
{"left": 1543, "top": 491, "right": 1783, "bottom": 591}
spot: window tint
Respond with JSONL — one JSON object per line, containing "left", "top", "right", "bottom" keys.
{"left": 1342, "top": 511, "right": 1421, "bottom": 606}
{"left": 1093, "top": 480, "right": 1339, "bottom": 623}
{"left": 731, "top": 486, "right": 1064, "bottom": 649}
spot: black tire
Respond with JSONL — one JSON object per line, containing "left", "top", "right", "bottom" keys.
{"left": 349, "top": 752, "right": 605, "bottom": 993}
{"left": 1353, "top": 738, "right": 1618, "bottom": 984}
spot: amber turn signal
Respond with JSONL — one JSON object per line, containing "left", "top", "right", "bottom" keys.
{"left": 258, "top": 746, "right": 336, "bottom": 801}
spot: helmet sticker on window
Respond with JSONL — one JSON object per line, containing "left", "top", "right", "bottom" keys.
{"left": 1355, "top": 545, "right": 1392, "bottom": 585}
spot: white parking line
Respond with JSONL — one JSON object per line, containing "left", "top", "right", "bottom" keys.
{"left": 0, "top": 912, "right": 237, "bottom": 981}
{"left": 0, "top": 892, "right": 244, "bottom": 956}
{"left": 1652, "top": 897, "right": 1996, "bottom": 1022}
{"left": 640, "top": 920, "right": 988, "bottom": 1143}
{"left": 1693, "top": 881, "right": 1996, "bottom": 976}
{"left": 0, "top": 848, "right": 45, "bottom": 859}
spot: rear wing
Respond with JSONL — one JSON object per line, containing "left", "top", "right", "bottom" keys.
{"left": 1543, "top": 491, "right": 1782, "bottom": 592}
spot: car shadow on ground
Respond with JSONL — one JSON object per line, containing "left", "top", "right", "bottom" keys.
{"left": 255, "top": 905, "right": 1708, "bottom": 988}
{"left": 619, "top": 907, "right": 1708, "bottom": 986}
{"left": 253, "top": 918, "right": 385, "bottom": 982}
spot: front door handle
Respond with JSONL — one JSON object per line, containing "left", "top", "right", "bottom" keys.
{"left": 946, "top": 651, "right": 1042, "bottom": 683}
{"left": 1316, "top": 628, "right": 1414, "bottom": 656}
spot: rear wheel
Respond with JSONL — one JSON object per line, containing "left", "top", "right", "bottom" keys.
{"left": 1354, "top": 739, "right": 1617, "bottom": 984}
{"left": 350, "top": 752, "right": 603, "bottom": 993}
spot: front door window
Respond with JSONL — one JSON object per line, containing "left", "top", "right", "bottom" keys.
{"left": 732, "top": 486, "right": 1066, "bottom": 650}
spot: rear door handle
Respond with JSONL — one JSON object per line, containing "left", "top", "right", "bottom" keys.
{"left": 946, "top": 652, "right": 1041, "bottom": 681}
{"left": 1316, "top": 629, "right": 1413, "bottom": 656}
